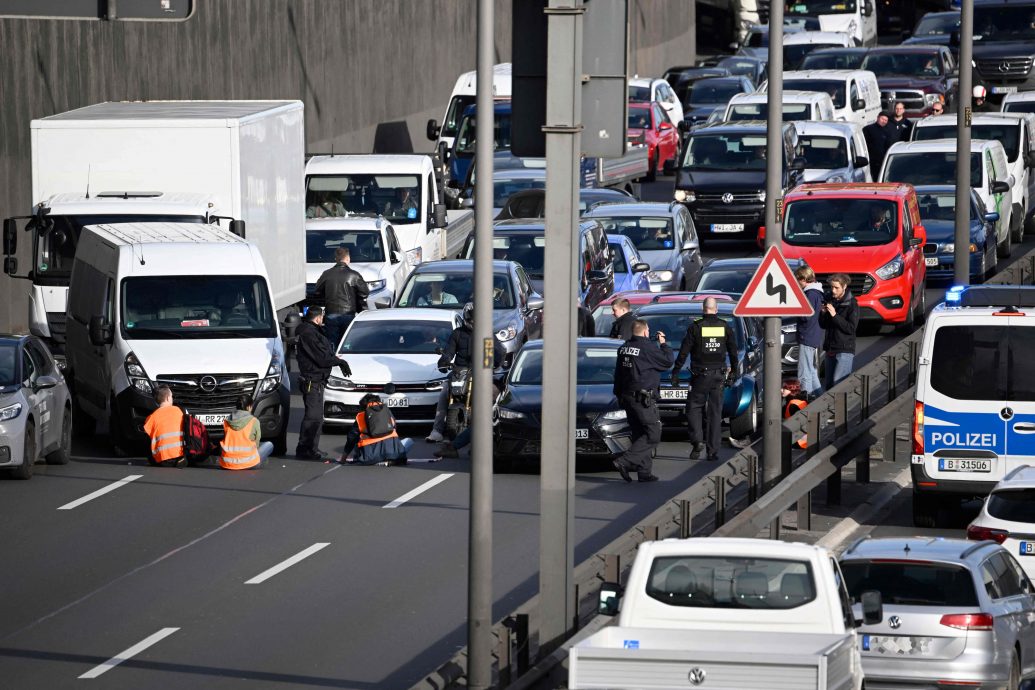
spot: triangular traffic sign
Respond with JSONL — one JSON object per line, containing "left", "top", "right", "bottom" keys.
{"left": 734, "top": 246, "right": 814, "bottom": 317}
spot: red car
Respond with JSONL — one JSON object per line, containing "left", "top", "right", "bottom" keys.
{"left": 781, "top": 183, "right": 928, "bottom": 331}
{"left": 627, "top": 101, "right": 679, "bottom": 182}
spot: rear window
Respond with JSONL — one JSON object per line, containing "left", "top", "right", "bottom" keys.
{"left": 646, "top": 556, "right": 817, "bottom": 609}
{"left": 929, "top": 324, "right": 1035, "bottom": 402}
{"left": 883, "top": 152, "right": 983, "bottom": 188}
{"left": 841, "top": 560, "right": 979, "bottom": 606}
{"left": 988, "top": 489, "right": 1035, "bottom": 522}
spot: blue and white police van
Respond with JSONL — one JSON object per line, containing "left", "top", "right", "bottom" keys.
{"left": 913, "top": 285, "right": 1035, "bottom": 527}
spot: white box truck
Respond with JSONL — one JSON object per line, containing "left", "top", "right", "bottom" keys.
{"left": 2, "top": 100, "right": 306, "bottom": 358}
{"left": 65, "top": 223, "right": 292, "bottom": 454}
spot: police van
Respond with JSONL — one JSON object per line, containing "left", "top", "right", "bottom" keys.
{"left": 912, "top": 285, "right": 1035, "bottom": 527}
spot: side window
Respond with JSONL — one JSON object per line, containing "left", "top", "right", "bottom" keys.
{"left": 992, "top": 553, "right": 1026, "bottom": 597}
{"left": 1003, "top": 553, "right": 1033, "bottom": 594}
{"left": 987, "top": 152, "right": 997, "bottom": 186}
{"left": 22, "top": 350, "right": 37, "bottom": 385}
{"left": 684, "top": 209, "right": 699, "bottom": 242}
{"left": 901, "top": 202, "right": 912, "bottom": 250}
{"left": 426, "top": 173, "right": 436, "bottom": 232}
{"left": 516, "top": 266, "right": 532, "bottom": 303}
{"left": 849, "top": 81, "right": 860, "bottom": 105}
{"left": 105, "top": 279, "right": 116, "bottom": 325}
{"left": 26, "top": 341, "right": 53, "bottom": 376}
{"left": 982, "top": 559, "right": 1005, "bottom": 599}
{"left": 652, "top": 103, "right": 666, "bottom": 128}
{"left": 387, "top": 226, "right": 402, "bottom": 255}
{"left": 831, "top": 558, "right": 855, "bottom": 630}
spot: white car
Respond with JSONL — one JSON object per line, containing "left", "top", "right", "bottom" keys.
{"left": 628, "top": 76, "right": 683, "bottom": 126}
{"left": 968, "top": 466, "right": 1035, "bottom": 580}
{"left": 323, "top": 308, "right": 462, "bottom": 426}
{"left": 305, "top": 216, "right": 411, "bottom": 310}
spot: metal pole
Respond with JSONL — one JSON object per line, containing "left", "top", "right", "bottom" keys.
{"left": 539, "top": 0, "right": 583, "bottom": 653}
{"left": 763, "top": 0, "right": 784, "bottom": 502}
{"left": 954, "top": 0, "right": 974, "bottom": 286}
{"left": 467, "top": 0, "right": 495, "bottom": 684}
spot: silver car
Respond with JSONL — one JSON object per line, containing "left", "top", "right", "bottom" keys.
{"left": 0, "top": 335, "right": 72, "bottom": 479}
{"left": 841, "top": 537, "right": 1035, "bottom": 689}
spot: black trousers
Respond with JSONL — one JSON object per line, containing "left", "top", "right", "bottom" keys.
{"left": 619, "top": 393, "right": 662, "bottom": 477}
{"left": 297, "top": 378, "right": 326, "bottom": 454}
{"left": 687, "top": 369, "right": 724, "bottom": 457}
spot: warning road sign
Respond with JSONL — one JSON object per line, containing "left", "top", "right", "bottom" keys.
{"left": 733, "top": 246, "right": 814, "bottom": 317}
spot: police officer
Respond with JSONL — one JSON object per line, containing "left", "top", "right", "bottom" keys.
{"left": 613, "top": 319, "right": 671, "bottom": 483}
{"left": 609, "top": 298, "right": 635, "bottom": 340}
{"left": 295, "top": 306, "right": 353, "bottom": 459}
{"left": 672, "top": 297, "right": 739, "bottom": 462}
{"left": 314, "top": 247, "right": 369, "bottom": 348}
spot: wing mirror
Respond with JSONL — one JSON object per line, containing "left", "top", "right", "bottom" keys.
{"left": 586, "top": 269, "right": 609, "bottom": 283}
{"left": 852, "top": 98, "right": 867, "bottom": 111}
{"left": 433, "top": 202, "right": 448, "bottom": 228}
{"left": 373, "top": 295, "right": 393, "bottom": 310}
{"left": 681, "top": 239, "right": 700, "bottom": 252}
{"left": 985, "top": 211, "right": 1001, "bottom": 223}
{"left": 460, "top": 197, "right": 475, "bottom": 209}
{"left": 426, "top": 119, "right": 440, "bottom": 142}
{"left": 3, "top": 218, "right": 16, "bottom": 256}
{"left": 853, "top": 156, "right": 869, "bottom": 168}
{"left": 527, "top": 295, "right": 545, "bottom": 311}
{"left": 598, "top": 581, "right": 623, "bottom": 616}
{"left": 911, "top": 224, "right": 927, "bottom": 247}
{"left": 992, "top": 180, "right": 1010, "bottom": 194}
{"left": 791, "top": 156, "right": 807, "bottom": 171}
{"left": 632, "top": 262, "right": 650, "bottom": 273}
{"left": 391, "top": 250, "right": 402, "bottom": 265}
{"left": 34, "top": 375, "right": 59, "bottom": 391}
{"left": 859, "top": 590, "right": 883, "bottom": 626}
{"left": 88, "top": 315, "right": 113, "bottom": 346}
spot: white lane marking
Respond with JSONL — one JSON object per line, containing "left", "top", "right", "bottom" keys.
{"left": 245, "top": 543, "right": 331, "bottom": 585}
{"left": 382, "top": 473, "right": 454, "bottom": 509}
{"left": 58, "top": 475, "right": 143, "bottom": 511}
{"left": 78, "top": 627, "right": 179, "bottom": 679}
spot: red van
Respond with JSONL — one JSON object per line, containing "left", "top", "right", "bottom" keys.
{"left": 780, "top": 183, "right": 927, "bottom": 330}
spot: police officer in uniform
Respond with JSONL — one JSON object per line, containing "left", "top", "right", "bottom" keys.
{"left": 672, "top": 297, "right": 739, "bottom": 462}
{"left": 613, "top": 319, "right": 671, "bottom": 483}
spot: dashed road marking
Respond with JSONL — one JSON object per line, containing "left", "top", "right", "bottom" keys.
{"left": 383, "top": 473, "right": 454, "bottom": 509}
{"left": 58, "top": 475, "right": 143, "bottom": 511}
{"left": 245, "top": 543, "right": 331, "bottom": 584}
{"left": 78, "top": 627, "right": 179, "bottom": 679}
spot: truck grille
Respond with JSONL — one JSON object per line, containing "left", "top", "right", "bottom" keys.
{"left": 881, "top": 89, "right": 925, "bottom": 110}
{"left": 695, "top": 192, "right": 763, "bottom": 204}
{"left": 976, "top": 57, "right": 1034, "bottom": 80}
{"left": 347, "top": 382, "right": 440, "bottom": 393}
{"left": 816, "top": 273, "right": 874, "bottom": 296}
{"left": 46, "top": 312, "right": 67, "bottom": 345}
{"left": 155, "top": 373, "right": 258, "bottom": 412}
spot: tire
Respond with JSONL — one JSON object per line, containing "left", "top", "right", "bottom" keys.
{"left": 912, "top": 490, "right": 938, "bottom": 528}
{"left": 645, "top": 153, "right": 658, "bottom": 183}
{"left": 730, "top": 391, "right": 758, "bottom": 439}
{"left": 1008, "top": 652, "right": 1020, "bottom": 690}
{"left": 12, "top": 421, "right": 36, "bottom": 480}
{"left": 1013, "top": 205, "right": 1025, "bottom": 243}
{"left": 998, "top": 221, "right": 1013, "bottom": 259}
{"left": 45, "top": 407, "right": 72, "bottom": 465}
{"left": 896, "top": 294, "right": 916, "bottom": 335}
{"left": 271, "top": 421, "right": 288, "bottom": 457}
{"left": 445, "top": 405, "right": 468, "bottom": 441}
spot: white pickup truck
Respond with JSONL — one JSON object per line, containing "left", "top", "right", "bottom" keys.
{"left": 570, "top": 538, "right": 883, "bottom": 690}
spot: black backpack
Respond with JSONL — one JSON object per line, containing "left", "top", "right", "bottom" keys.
{"left": 364, "top": 399, "right": 395, "bottom": 439}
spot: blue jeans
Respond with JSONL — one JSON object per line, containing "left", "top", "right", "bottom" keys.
{"left": 798, "top": 345, "right": 822, "bottom": 398}
{"left": 824, "top": 352, "right": 854, "bottom": 391}
{"left": 323, "top": 313, "right": 355, "bottom": 350}
{"left": 453, "top": 427, "right": 471, "bottom": 450}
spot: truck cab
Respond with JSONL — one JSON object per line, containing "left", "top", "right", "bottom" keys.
{"left": 447, "top": 101, "right": 513, "bottom": 188}
{"left": 785, "top": 0, "right": 878, "bottom": 47}
{"left": 426, "top": 63, "right": 512, "bottom": 162}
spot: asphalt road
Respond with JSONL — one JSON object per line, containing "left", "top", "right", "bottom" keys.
{"left": 1, "top": 174, "right": 1027, "bottom": 689}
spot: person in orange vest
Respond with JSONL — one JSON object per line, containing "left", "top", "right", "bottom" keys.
{"left": 340, "top": 393, "right": 413, "bottom": 465}
{"left": 782, "top": 379, "right": 809, "bottom": 449}
{"left": 143, "top": 385, "right": 185, "bottom": 467}
{"left": 219, "top": 395, "right": 273, "bottom": 470}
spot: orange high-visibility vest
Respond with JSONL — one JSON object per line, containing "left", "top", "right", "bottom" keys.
{"left": 784, "top": 398, "right": 809, "bottom": 449}
{"left": 144, "top": 405, "right": 184, "bottom": 462}
{"left": 219, "top": 417, "right": 260, "bottom": 470}
{"left": 356, "top": 409, "right": 398, "bottom": 447}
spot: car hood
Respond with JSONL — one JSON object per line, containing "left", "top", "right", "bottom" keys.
{"left": 781, "top": 242, "right": 903, "bottom": 273}
{"left": 803, "top": 167, "right": 853, "bottom": 183}
{"left": 676, "top": 168, "right": 768, "bottom": 192}
{"left": 305, "top": 262, "right": 385, "bottom": 286}
{"left": 875, "top": 76, "right": 943, "bottom": 90}
{"left": 333, "top": 353, "right": 441, "bottom": 385}
{"left": 129, "top": 338, "right": 277, "bottom": 378}
{"left": 818, "top": 14, "right": 860, "bottom": 36}
{"left": 903, "top": 35, "right": 950, "bottom": 47}
{"left": 638, "top": 249, "right": 679, "bottom": 272}
{"left": 499, "top": 383, "right": 619, "bottom": 414}
{"left": 922, "top": 218, "right": 983, "bottom": 244}
{"left": 684, "top": 105, "right": 723, "bottom": 122}
{"left": 972, "top": 41, "right": 1035, "bottom": 60}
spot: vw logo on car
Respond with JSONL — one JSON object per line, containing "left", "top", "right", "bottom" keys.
{"left": 688, "top": 667, "right": 707, "bottom": 685}
{"left": 721, "top": 192, "right": 734, "bottom": 204}
{"left": 888, "top": 615, "right": 902, "bottom": 629}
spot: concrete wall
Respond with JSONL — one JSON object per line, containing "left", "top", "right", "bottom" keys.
{"left": 0, "top": 0, "right": 693, "bottom": 333}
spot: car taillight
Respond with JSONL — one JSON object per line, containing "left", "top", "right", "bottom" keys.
{"left": 940, "top": 613, "right": 994, "bottom": 631}
{"left": 913, "top": 401, "right": 924, "bottom": 455}
{"left": 966, "top": 525, "right": 1008, "bottom": 544}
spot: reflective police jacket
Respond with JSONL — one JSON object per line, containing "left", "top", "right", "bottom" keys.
{"left": 673, "top": 314, "right": 739, "bottom": 376}
{"left": 614, "top": 335, "right": 672, "bottom": 395}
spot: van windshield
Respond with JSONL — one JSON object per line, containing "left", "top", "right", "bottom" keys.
{"left": 729, "top": 102, "right": 812, "bottom": 121}
{"left": 883, "top": 152, "right": 983, "bottom": 188}
{"left": 801, "top": 50, "right": 865, "bottom": 70}
{"left": 442, "top": 95, "right": 476, "bottom": 138}
{"left": 785, "top": 44, "right": 840, "bottom": 69}
{"left": 975, "top": 5, "right": 1035, "bottom": 42}
{"left": 306, "top": 174, "right": 421, "bottom": 225}
{"left": 1005, "top": 101, "right": 1035, "bottom": 114}
{"left": 784, "top": 198, "right": 898, "bottom": 246}
{"left": 913, "top": 124, "right": 1021, "bottom": 162}
{"left": 788, "top": 0, "right": 857, "bottom": 15}
{"left": 455, "top": 112, "right": 513, "bottom": 156}
{"left": 121, "top": 276, "right": 276, "bottom": 339}
{"left": 305, "top": 230, "right": 385, "bottom": 264}
{"left": 683, "top": 132, "right": 775, "bottom": 170}
{"left": 784, "top": 79, "right": 846, "bottom": 108}
{"left": 928, "top": 324, "right": 1035, "bottom": 401}
{"left": 799, "top": 135, "right": 849, "bottom": 169}
{"left": 645, "top": 556, "right": 817, "bottom": 609}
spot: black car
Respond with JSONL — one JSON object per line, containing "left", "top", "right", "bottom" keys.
{"left": 800, "top": 47, "right": 869, "bottom": 70}
{"left": 902, "top": 11, "right": 961, "bottom": 51}
{"left": 972, "top": 0, "right": 1035, "bottom": 99}
{"left": 493, "top": 338, "right": 630, "bottom": 471}
{"left": 681, "top": 76, "right": 755, "bottom": 128}
{"left": 674, "top": 121, "right": 805, "bottom": 243}
{"left": 668, "top": 67, "right": 733, "bottom": 105}
{"left": 716, "top": 55, "right": 768, "bottom": 88}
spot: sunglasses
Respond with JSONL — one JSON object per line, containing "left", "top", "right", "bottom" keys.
{"left": 931, "top": 107, "right": 944, "bottom": 113}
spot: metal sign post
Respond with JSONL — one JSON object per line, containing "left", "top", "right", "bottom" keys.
{"left": 954, "top": 0, "right": 974, "bottom": 286}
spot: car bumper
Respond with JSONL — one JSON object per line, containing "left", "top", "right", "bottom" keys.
{"left": 0, "top": 421, "right": 28, "bottom": 469}
{"left": 861, "top": 650, "right": 1007, "bottom": 690}
{"left": 323, "top": 388, "right": 441, "bottom": 425}
{"left": 493, "top": 419, "right": 631, "bottom": 461}
{"left": 856, "top": 277, "right": 916, "bottom": 324}
{"left": 655, "top": 384, "right": 743, "bottom": 423}
{"left": 923, "top": 252, "right": 984, "bottom": 281}
{"left": 687, "top": 203, "right": 764, "bottom": 240}
{"left": 911, "top": 462, "right": 999, "bottom": 498}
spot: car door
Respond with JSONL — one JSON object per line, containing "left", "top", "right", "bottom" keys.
{"left": 19, "top": 346, "right": 50, "bottom": 454}
{"left": 25, "top": 339, "right": 61, "bottom": 451}
{"left": 65, "top": 263, "right": 114, "bottom": 420}
{"left": 1001, "top": 321, "right": 1035, "bottom": 468}
{"left": 384, "top": 224, "right": 409, "bottom": 300}
{"left": 678, "top": 207, "right": 703, "bottom": 287}
{"left": 984, "top": 552, "right": 1035, "bottom": 669}
{"left": 902, "top": 196, "right": 925, "bottom": 300}
{"left": 515, "top": 265, "right": 543, "bottom": 338}
{"left": 999, "top": 551, "right": 1035, "bottom": 672}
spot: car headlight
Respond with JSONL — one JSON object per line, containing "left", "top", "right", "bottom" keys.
{"left": 0, "top": 402, "right": 23, "bottom": 422}
{"left": 257, "top": 356, "right": 283, "bottom": 396}
{"left": 327, "top": 376, "right": 356, "bottom": 391}
{"left": 648, "top": 270, "right": 674, "bottom": 283}
{"left": 405, "top": 248, "right": 423, "bottom": 268}
{"left": 426, "top": 377, "right": 447, "bottom": 391}
{"left": 366, "top": 279, "right": 387, "bottom": 292}
{"left": 943, "top": 242, "right": 954, "bottom": 254}
{"left": 875, "top": 255, "right": 905, "bottom": 280}
{"left": 825, "top": 175, "right": 846, "bottom": 183}
{"left": 496, "top": 323, "right": 519, "bottom": 342}
{"left": 496, "top": 407, "right": 526, "bottom": 420}
{"left": 675, "top": 189, "right": 696, "bottom": 203}
{"left": 597, "top": 409, "right": 627, "bottom": 422}
{"left": 757, "top": 190, "right": 766, "bottom": 202}
{"left": 924, "top": 93, "right": 943, "bottom": 106}
{"left": 781, "top": 324, "right": 797, "bottom": 334}
{"left": 124, "top": 352, "right": 153, "bottom": 395}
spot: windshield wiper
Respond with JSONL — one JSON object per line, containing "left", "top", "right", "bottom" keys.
{"left": 124, "top": 327, "right": 186, "bottom": 338}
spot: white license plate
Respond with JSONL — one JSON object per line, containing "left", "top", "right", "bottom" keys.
{"left": 660, "top": 389, "right": 688, "bottom": 400}
{"left": 1021, "top": 542, "right": 1035, "bottom": 556}
{"left": 575, "top": 428, "right": 589, "bottom": 439}
{"left": 862, "top": 634, "right": 933, "bottom": 655}
{"left": 938, "top": 458, "right": 991, "bottom": 472}
{"left": 198, "top": 413, "right": 230, "bottom": 425}
{"left": 385, "top": 397, "right": 408, "bottom": 408}
{"left": 992, "top": 86, "right": 1018, "bottom": 94}
{"left": 710, "top": 223, "right": 745, "bottom": 233}
{"left": 925, "top": 257, "right": 939, "bottom": 267}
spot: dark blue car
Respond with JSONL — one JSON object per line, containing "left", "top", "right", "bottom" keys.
{"left": 915, "top": 185, "right": 999, "bottom": 282}
{"left": 449, "top": 101, "right": 512, "bottom": 188}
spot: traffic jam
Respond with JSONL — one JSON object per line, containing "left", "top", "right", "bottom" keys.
{"left": 6, "top": 1, "right": 1035, "bottom": 687}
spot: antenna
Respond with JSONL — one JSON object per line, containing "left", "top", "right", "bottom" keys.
{"left": 85, "top": 164, "right": 92, "bottom": 199}
{"left": 330, "top": 141, "right": 335, "bottom": 158}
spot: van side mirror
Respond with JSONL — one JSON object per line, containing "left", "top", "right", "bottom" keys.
{"left": 598, "top": 581, "right": 623, "bottom": 616}
{"left": 992, "top": 180, "right": 1010, "bottom": 194}
{"left": 853, "top": 98, "right": 867, "bottom": 111}
{"left": 3, "top": 257, "right": 17, "bottom": 276}
{"left": 527, "top": 295, "right": 545, "bottom": 311}
{"left": 433, "top": 203, "right": 448, "bottom": 229}
{"left": 860, "top": 590, "right": 883, "bottom": 625}
{"left": 632, "top": 262, "right": 650, "bottom": 273}
{"left": 88, "top": 315, "right": 113, "bottom": 346}
{"left": 854, "top": 156, "right": 869, "bottom": 168}
{"left": 681, "top": 239, "right": 699, "bottom": 252}
{"left": 426, "top": 119, "right": 440, "bottom": 142}
{"left": 373, "top": 295, "right": 393, "bottom": 310}
{"left": 586, "top": 269, "right": 608, "bottom": 283}
{"left": 34, "top": 375, "right": 59, "bottom": 391}
{"left": 863, "top": 0, "right": 873, "bottom": 16}
{"left": 3, "top": 218, "right": 16, "bottom": 256}
{"left": 912, "top": 224, "right": 927, "bottom": 246}
{"left": 229, "top": 219, "right": 246, "bottom": 239}
{"left": 790, "top": 157, "right": 807, "bottom": 172}
{"left": 985, "top": 211, "right": 1001, "bottom": 223}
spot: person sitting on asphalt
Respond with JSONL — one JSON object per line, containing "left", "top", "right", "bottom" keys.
{"left": 143, "top": 385, "right": 185, "bottom": 467}
{"left": 340, "top": 393, "right": 413, "bottom": 465}
{"left": 219, "top": 394, "right": 274, "bottom": 470}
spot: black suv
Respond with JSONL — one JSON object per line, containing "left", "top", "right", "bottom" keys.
{"left": 972, "top": 0, "right": 1035, "bottom": 100}
{"left": 673, "top": 121, "right": 804, "bottom": 243}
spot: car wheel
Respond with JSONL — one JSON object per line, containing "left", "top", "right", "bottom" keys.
{"left": 1013, "top": 205, "right": 1024, "bottom": 243}
{"left": 45, "top": 407, "right": 72, "bottom": 465}
{"left": 493, "top": 455, "right": 515, "bottom": 474}
{"left": 998, "top": 222, "right": 1013, "bottom": 259}
{"left": 912, "top": 490, "right": 938, "bottom": 528}
{"left": 896, "top": 294, "right": 915, "bottom": 335}
{"left": 645, "top": 154, "right": 658, "bottom": 183}
{"left": 271, "top": 421, "right": 288, "bottom": 457}
{"left": 1008, "top": 652, "right": 1020, "bottom": 690}
{"left": 730, "top": 391, "right": 758, "bottom": 439}
{"left": 12, "top": 420, "right": 36, "bottom": 480}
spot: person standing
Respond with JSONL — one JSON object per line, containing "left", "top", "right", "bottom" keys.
{"left": 295, "top": 306, "right": 353, "bottom": 460}
{"left": 219, "top": 394, "right": 273, "bottom": 470}
{"left": 672, "top": 296, "right": 739, "bottom": 461}
{"left": 863, "top": 113, "right": 893, "bottom": 179}
{"left": 143, "top": 386, "right": 185, "bottom": 467}
{"left": 578, "top": 300, "right": 596, "bottom": 337}
{"left": 819, "top": 274, "right": 859, "bottom": 391}
{"left": 794, "top": 265, "right": 825, "bottom": 401}
{"left": 890, "top": 101, "right": 913, "bottom": 142}
{"left": 613, "top": 319, "right": 670, "bottom": 482}
{"left": 314, "top": 247, "right": 369, "bottom": 349}
{"left": 609, "top": 298, "right": 635, "bottom": 341}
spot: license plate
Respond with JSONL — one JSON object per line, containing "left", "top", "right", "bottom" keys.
{"left": 710, "top": 223, "right": 745, "bottom": 233}
{"left": 575, "top": 428, "right": 589, "bottom": 439}
{"left": 992, "top": 86, "right": 1018, "bottom": 94}
{"left": 385, "top": 397, "right": 408, "bottom": 407}
{"left": 938, "top": 458, "right": 991, "bottom": 472}
{"left": 925, "top": 257, "right": 939, "bottom": 267}
{"left": 862, "top": 635, "right": 933, "bottom": 655}
{"left": 660, "top": 389, "right": 688, "bottom": 400}
{"left": 198, "top": 413, "right": 230, "bottom": 425}
{"left": 1021, "top": 542, "right": 1035, "bottom": 556}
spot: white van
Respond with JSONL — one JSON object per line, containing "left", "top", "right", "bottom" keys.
{"left": 1002, "top": 91, "right": 1035, "bottom": 114}
{"left": 880, "top": 139, "right": 1015, "bottom": 257}
{"left": 794, "top": 120, "right": 872, "bottom": 182}
{"left": 783, "top": 30, "right": 856, "bottom": 68}
{"left": 426, "top": 63, "right": 512, "bottom": 156}
{"left": 724, "top": 90, "right": 837, "bottom": 122}
{"left": 912, "top": 285, "right": 1035, "bottom": 526}
{"left": 912, "top": 113, "right": 1035, "bottom": 239}
{"left": 786, "top": 0, "right": 877, "bottom": 47}
{"left": 65, "top": 223, "right": 291, "bottom": 454}
{"left": 760, "top": 70, "right": 881, "bottom": 126}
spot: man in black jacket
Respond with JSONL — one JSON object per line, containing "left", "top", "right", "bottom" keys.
{"left": 295, "top": 306, "right": 353, "bottom": 459}
{"left": 314, "top": 247, "right": 369, "bottom": 348}
{"left": 863, "top": 113, "right": 893, "bottom": 179}
{"left": 613, "top": 319, "right": 671, "bottom": 482}
{"left": 609, "top": 298, "right": 635, "bottom": 340}
{"left": 818, "top": 273, "right": 859, "bottom": 391}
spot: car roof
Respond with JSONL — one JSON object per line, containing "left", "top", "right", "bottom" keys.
{"left": 583, "top": 202, "right": 678, "bottom": 218}
{"left": 352, "top": 308, "right": 460, "bottom": 324}
{"left": 0, "top": 334, "right": 27, "bottom": 345}
{"left": 689, "top": 120, "right": 791, "bottom": 135}
{"left": 628, "top": 76, "right": 663, "bottom": 88}
{"left": 689, "top": 76, "right": 751, "bottom": 87}
{"left": 887, "top": 139, "right": 1002, "bottom": 154}
{"left": 994, "top": 465, "right": 1035, "bottom": 490}
{"left": 788, "top": 182, "right": 915, "bottom": 199}
{"left": 841, "top": 536, "right": 999, "bottom": 564}
{"left": 916, "top": 113, "right": 1024, "bottom": 128}
{"left": 783, "top": 69, "right": 871, "bottom": 80}
{"left": 783, "top": 31, "right": 852, "bottom": 44}
{"left": 794, "top": 120, "right": 863, "bottom": 138}
{"left": 808, "top": 46, "right": 868, "bottom": 54}
{"left": 866, "top": 45, "right": 944, "bottom": 54}
{"left": 733, "top": 90, "right": 832, "bottom": 103}
{"left": 705, "top": 256, "right": 806, "bottom": 269}
{"left": 521, "top": 337, "right": 621, "bottom": 351}
{"left": 492, "top": 218, "right": 601, "bottom": 232}
{"left": 413, "top": 259, "right": 514, "bottom": 273}
{"left": 637, "top": 299, "right": 738, "bottom": 315}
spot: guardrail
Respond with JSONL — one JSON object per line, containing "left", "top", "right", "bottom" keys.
{"left": 410, "top": 245, "right": 1035, "bottom": 690}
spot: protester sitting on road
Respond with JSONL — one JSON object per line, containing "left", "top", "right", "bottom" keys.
{"left": 143, "top": 385, "right": 185, "bottom": 467}
{"left": 340, "top": 393, "right": 412, "bottom": 465}
{"left": 219, "top": 395, "right": 274, "bottom": 470}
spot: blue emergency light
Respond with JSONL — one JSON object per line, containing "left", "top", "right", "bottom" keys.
{"left": 944, "top": 285, "right": 965, "bottom": 306}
